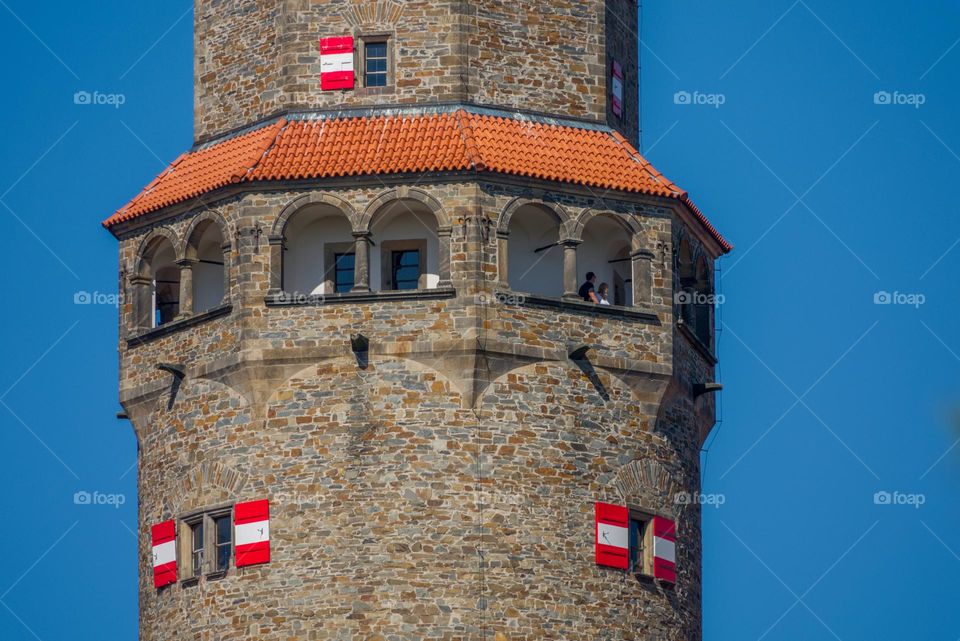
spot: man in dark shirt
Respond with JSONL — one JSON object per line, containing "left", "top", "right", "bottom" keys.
{"left": 578, "top": 272, "right": 600, "bottom": 303}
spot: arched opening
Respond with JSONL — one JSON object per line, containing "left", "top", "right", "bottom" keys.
{"left": 579, "top": 214, "right": 635, "bottom": 306}
{"left": 139, "top": 236, "right": 180, "bottom": 328}
{"left": 694, "top": 256, "right": 713, "bottom": 347}
{"left": 506, "top": 204, "right": 564, "bottom": 298}
{"left": 282, "top": 204, "right": 355, "bottom": 295}
{"left": 677, "top": 238, "right": 696, "bottom": 327}
{"left": 369, "top": 199, "right": 440, "bottom": 291}
{"left": 187, "top": 221, "right": 227, "bottom": 314}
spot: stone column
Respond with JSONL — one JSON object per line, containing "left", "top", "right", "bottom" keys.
{"left": 175, "top": 259, "right": 195, "bottom": 319}
{"left": 352, "top": 231, "right": 371, "bottom": 292}
{"left": 267, "top": 235, "right": 284, "bottom": 297}
{"left": 631, "top": 248, "right": 656, "bottom": 306}
{"left": 496, "top": 231, "right": 510, "bottom": 290}
{"left": 220, "top": 241, "right": 232, "bottom": 304}
{"left": 437, "top": 226, "right": 452, "bottom": 289}
{"left": 562, "top": 240, "right": 581, "bottom": 300}
{"left": 129, "top": 274, "right": 153, "bottom": 330}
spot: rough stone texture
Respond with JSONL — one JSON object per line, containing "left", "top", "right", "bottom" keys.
{"left": 119, "top": 2, "right": 721, "bottom": 639}
{"left": 194, "top": 0, "right": 640, "bottom": 145}
{"left": 118, "top": 175, "right": 720, "bottom": 641}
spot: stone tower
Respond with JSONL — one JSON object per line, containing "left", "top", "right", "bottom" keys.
{"left": 106, "top": 2, "right": 730, "bottom": 640}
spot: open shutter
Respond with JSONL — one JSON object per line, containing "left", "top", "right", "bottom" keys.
{"left": 235, "top": 499, "right": 270, "bottom": 567}
{"left": 652, "top": 515, "right": 676, "bottom": 583}
{"left": 320, "top": 36, "right": 355, "bottom": 90}
{"left": 595, "top": 502, "right": 629, "bottom": 569}
{"left": 151, "top": 520, "right": 177, "bottom": 588}
{"left": 611, "top": 60, "right": 624, "bottom": 117}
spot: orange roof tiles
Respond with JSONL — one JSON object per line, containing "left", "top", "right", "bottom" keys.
{"left": 104, "top": 109, "right": 730, "bottom": 252}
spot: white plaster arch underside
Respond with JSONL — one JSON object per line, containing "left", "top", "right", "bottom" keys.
{"left": 506, "top": 204, "right": 564, "bottom": 298}
{"left": 282, "top": 203, "right": 354, "bottom": 295}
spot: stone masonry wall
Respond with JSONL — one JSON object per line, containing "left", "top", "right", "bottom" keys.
{"left": 193, "top": 0, "right": 635, "bottom": 142}
{"left": 118, "top": 177, "right": 715, "bottom": 641}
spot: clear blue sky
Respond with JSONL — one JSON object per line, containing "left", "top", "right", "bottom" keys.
{"left": 0, "top": 1, "right": 957, "bottom": 639}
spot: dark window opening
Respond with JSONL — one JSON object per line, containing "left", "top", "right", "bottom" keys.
{"left": 334, "top": 252, "right": 356, "bottom": 293}
{"left": 190, "top": 520, "right": 204, "bottom": 578}
{"left": 214, "top": 515, "right": 231, "bottom": 573}
{"left": 365, "top": 41, "right": 388, "bottom": 87}
{"left": 629, "top": 516, "right": 648, "bottom": 574}
{"left": 392, "top": 249, "right": 421, "bottom": 290}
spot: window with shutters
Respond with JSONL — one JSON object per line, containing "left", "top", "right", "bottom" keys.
{"left": 180, "top": 507, "right": 233, "bottom": 581}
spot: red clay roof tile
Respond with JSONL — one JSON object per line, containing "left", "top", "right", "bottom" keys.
{"left": 104, "top": 109, "right": 730, "bottom": 252}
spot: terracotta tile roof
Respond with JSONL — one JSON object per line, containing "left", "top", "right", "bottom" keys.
{"left": 104, "top": 109, "right": 730, "bottom": 252}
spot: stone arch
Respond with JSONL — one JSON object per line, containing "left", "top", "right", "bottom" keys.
{"left": 358, "top": 187, "right": 451, "bottom": 233}
{"left": 167, "top": 461, "right": 251, "bottom": 517}
{"left": 132, "top": 227, "right": 182, "bottom": 328}
{"left": 569, "top": 208, "right": 643, "bottom": 250}
{"left": 183, "top": 210, "right": 231, "bottom": 259}
{"left": 269, "top": 192, "right": 361, "bottom": 295}
{"left": 271, "top": 192, "right": 359, "bottom": 239}
{"left": 359, "top": 188, "right": 452, "bottom": 290}
{"left": 496, "top": 197, "right": 573, "bottom": 238}
{"left": 182, "top": 211, "right": 231, "bottom": 313}
{"left": 573, "top": 209, "right": 645, "bottom": 307}
{"left": 611, "top": 459, "right": 682, "bottom": 516}
{"left": 134, "top": 227, "right": 181, "bottom": 277}
{"left": 497, "top": 198, "right": 574, "bottom": 297}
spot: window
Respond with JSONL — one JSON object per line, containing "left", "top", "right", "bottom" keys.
{"left": 334, "top": 252, "right": 356, "bottom": 293}
{"left": 628, "top": 511, "right": 652, "bottom": 575}
{"left": 214, "top": 515, "right": 232, "bottom": 573}
{"left": 364, "top": 40, "right": 388, "bottom": 87}
{"left": 181, "top": 508, "right": 233, "bottom": 580}
{"left": 189, "top": 519, "right": 204, "bottom": 578}
{"left": 392, "top": 249, "right": 421, "bottom": 290}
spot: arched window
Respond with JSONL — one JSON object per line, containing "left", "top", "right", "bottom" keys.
{"left": 578, "top": 214, "right": 635, "bottom": 306}
{"left": 369, "top": 199, "right": 441, "bottom": 291}
{"left": 186, "top": 220, "right": 227, "bottom": 314}
{"left": 137, "top": 236, "right": 180, "bottom": 328}
{"left": 506, "top": 204, "right": 564, "bottom": 298}
{"left": 677, "top": 238, "right": 696, "bottom": 327}
{"left": 282, "top": 204, "right": 355, "bottom": 295}
{"left": 694, "top": 257, "right": 713, "bottom": 347}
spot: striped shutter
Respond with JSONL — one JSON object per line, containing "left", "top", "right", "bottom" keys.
{"left": 235, "top": 499, "right": 270, "bottom": 567}
{"left": 595, "top": 502, "right": 629, "bottom": 569}
{"left": 652, "top": 516, "right": 677, "bottom": 583}
{"left": 320, "top": 36, "right": 355, "bottom": 90}
{"left": 151, "top": 520, "right": 177, "bottom": 588}
{"left": 611, "top": 60, "right": 624, "bottom": 117}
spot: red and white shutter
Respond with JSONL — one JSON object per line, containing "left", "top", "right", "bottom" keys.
{"left": 652, "top": 515, "right": 676, "bottom": 583}
{"left": 320, "top": 36, "right": 355, "bottom": 90}
{"left": 611, "top": 61, "right": 624, "bottom": 118}
{"left": 235, "top": 499, "right": 270, "bottom": 567}
{"left": 595, "top": 502, "right": 629, "bottom": 569}
{"left": 151, "top": 520, "right": 177, "bottom": 588}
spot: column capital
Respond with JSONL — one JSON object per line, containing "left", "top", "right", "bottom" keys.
{"left": 631, "top": 248, "right": 656, "bottom": 261}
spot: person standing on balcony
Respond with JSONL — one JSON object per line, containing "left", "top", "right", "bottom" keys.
{"left": 579, "top": 272, "right": 600, "bottom": 303}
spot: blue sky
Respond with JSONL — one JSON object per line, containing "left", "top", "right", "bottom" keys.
{"left": 0, "top": 1, "right": 957, "bottom": 639}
